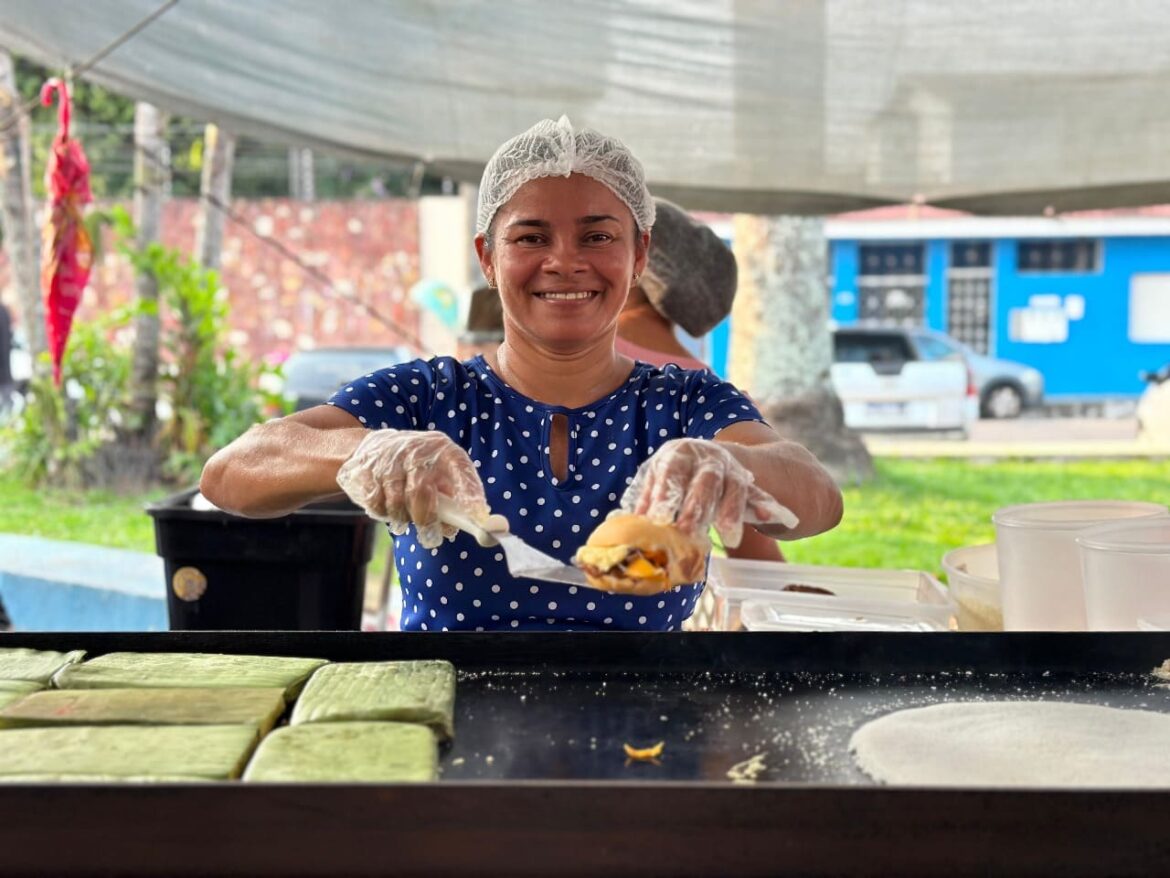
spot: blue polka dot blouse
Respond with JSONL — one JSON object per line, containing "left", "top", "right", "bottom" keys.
{"left": 328, "top": 355, "right": 764, "bottom": 631}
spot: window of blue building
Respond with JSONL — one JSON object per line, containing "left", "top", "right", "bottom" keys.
{"left": 857, "top": 243, "right": 926, "bottom": 326}
{"left": 951, "top": 241, "right": 991, "bottom": 269}
{"left": 947, "top": 241, "right": 993, "bottom": 354}
{"left": 1017, "top": 239, "right": 1100, "bottom": 273}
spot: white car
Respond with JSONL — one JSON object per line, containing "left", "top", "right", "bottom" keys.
{"left": 831, "top": 327, "right": 978, "bottom": 433}
{"left": 1137, "top": 364, "right": 1170, "bottom": 442}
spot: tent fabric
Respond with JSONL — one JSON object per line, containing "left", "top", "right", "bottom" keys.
{"left": 3, "top": 0, "right": 1170, "bottom": 215}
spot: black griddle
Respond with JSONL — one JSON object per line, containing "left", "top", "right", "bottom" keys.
{"left": 0, "top": 631, "right": 1168, "bottom": 877}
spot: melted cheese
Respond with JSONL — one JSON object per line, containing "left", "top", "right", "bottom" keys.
{"left": 576, "top": 544, "right": 633, "bottom": 572}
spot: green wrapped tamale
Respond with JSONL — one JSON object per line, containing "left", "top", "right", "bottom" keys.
{"left": 0, "top": 724, "right": 260, "bottom": 780}
{"left": 0, "top": 681, "right": 42, "bottom": 717}
{"left": 0, "top": 648, "right": 85, "bottom": 684}
{"left": 0, "top": 782, "right": 210, "bottom": 786}
{"left": 0, "top": 687, "right": 287, "bottom": 735}
{"left": 53, "top": 652, "right": 328, "bottom": 700}
{"left": 243, "top": 722, "right": 438, "bottom": 783}
{"left": 290, "top": 660, "right": 455, "bottom": 739}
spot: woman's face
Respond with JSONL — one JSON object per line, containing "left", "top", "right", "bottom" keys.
{"left": 475, "top": 173, "right": 649, "bottom": 352}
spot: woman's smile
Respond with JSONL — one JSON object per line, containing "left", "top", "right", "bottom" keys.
{"left": 533, "top": 289, "right": 600, "bottom": 302}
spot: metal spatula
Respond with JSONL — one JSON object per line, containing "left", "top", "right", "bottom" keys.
{"left": 436, "top": 496, "right": 586, "bottom": 585}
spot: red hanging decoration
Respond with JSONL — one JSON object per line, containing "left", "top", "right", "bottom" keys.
{"left": 39, "top": 78, "right": 94, "bottom": 386}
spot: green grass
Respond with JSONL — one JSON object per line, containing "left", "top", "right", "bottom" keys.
{"left": 1, "top": 459, "right": 1166, "bottom": 580}
{"left": 0, "top": 469, "right": 170, "bottom": 550}
{"left": 782, "top": 458, "right": 1170, "bottom": 574}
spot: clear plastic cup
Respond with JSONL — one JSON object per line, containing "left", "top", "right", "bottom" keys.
{"left": 1077, "top": 519, "right": 1170, "bottom": 631}
{"left": 992, "top": 501, "right": 1169, "bottom": 631}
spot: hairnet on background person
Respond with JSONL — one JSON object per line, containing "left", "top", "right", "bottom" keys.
{"left": 640, "top": 197, "right": 737, "bottom": 337}
{"left": 476, "top": 115, "right": 656, "bottom": 237}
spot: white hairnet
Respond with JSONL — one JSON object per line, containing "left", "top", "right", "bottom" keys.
{"left": 641, "top": 198, "right": 737, "bottom": 337}
{"left": 476, "top": 115, "right": 656, "bottom": 236}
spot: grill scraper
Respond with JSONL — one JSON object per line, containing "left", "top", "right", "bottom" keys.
{"left": 436, "top": 496, "right": 587, "bottom": 586}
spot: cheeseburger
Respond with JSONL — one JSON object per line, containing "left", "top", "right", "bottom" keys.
{"left": 573, "top": 513, "right": 708, "bottom": 596}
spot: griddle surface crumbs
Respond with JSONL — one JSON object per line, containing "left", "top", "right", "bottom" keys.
{"left": 727, "top": 753, "right": 767, "bottom": 784}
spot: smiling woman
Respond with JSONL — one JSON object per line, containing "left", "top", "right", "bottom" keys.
{"left": 476, "top": 173, "right": 649, "bottom": 403}
{"left": 199, "top": 115, "right": 843, "bottom": 632}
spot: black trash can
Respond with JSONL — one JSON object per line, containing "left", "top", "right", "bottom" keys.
{"left": 147, "top": 488, "right": 379, "bottom": 631}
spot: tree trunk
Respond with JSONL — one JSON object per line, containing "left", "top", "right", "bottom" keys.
{"left": 731, "top": 214, "right": 874, "bottom": 484}
{"left": 194, "top": 123, "right": 235, "bottom": 271}
{"left": 126, "top": 101, "right": 169, "bottom": 443}
{"left": 0, "top": 49, "right": 45, "bottom": 360}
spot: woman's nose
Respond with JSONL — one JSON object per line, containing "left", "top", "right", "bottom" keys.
{"left": 543, "top": 239, "right": 586, "bottom": 273}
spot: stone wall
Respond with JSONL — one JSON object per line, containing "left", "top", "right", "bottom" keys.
{"left": 0, "top": 197, "right": 424, "bottom": 363}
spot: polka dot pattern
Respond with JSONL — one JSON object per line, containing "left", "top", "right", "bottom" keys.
{"left": 329, "top": 355, "right": 764, "bottom": 632}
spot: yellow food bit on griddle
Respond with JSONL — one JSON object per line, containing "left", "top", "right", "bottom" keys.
{"left": 623, "top": 741, "right": 665, "bottom": 761}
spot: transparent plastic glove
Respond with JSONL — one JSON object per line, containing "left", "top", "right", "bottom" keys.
{"left": 336, "top": 429, "right": 489, "bottom": 549}
{"left": 621, "top": 438, "right": 799, "bottom": 549}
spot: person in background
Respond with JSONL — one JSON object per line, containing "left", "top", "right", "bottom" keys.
{"left": 200, "top": 116, "right": 842, "bottom": 631}
{"left": 455, "top": 285, "right": 505, "bottom": 360}
{"left": 615, "top": 198, "right": 786, "bottom": 564}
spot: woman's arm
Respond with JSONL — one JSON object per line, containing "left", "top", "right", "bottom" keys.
{"left": 726, "top": 526, "right": 786, "bottom": 562}
{"left": 714, "top": 420, "right": 844, "bottom": 541}
{"left": 199, "top": 405, "right": 367, "bottom": 518}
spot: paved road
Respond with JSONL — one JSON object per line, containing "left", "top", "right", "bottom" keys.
{"left": 861, "top": 416, "right": 1167, "bottom": 458}
{"left": 964, "top": 417, "right": 1135, "bottom": 443}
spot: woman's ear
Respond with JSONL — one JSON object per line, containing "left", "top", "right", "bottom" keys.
{"left": 633, "top": 229, "right": 651, "bottom": 279}
{"left": 474, "top": 234, "right": 495, "bottom": 286}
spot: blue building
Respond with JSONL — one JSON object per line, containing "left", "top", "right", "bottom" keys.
{"left": 693, "top": 213, "right": 1170, "bottom": 401}
{"left": 825, "top": 214, "right": 1170, "bottom": 400}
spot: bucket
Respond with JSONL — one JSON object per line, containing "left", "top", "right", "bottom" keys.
{"left": 147, "top": 488, "right": 378, "bottom": 631}
{"left": 1077, "top": 519, "right": 1170, "bottom": 631}
{"left": 992, "top": 500, "right": 1168, "bottom": 631}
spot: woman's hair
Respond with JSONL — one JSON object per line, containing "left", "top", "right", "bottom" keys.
{"left": 476, "top": 115, "right": 655, "bottom": 239}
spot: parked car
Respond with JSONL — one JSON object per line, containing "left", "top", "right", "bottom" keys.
{"left": 831, "top": 326, "right": 1044, "bottom": 430}
{"left": 906, "top": 328, "right": 1044, "bottom": 419}
{"left": 831, "top": 327, "right": 977, "bottom": 433}
{"left": 278, "top": 346, "right": 414, "bottom": 411}
{"left": 1137, "top": 363, "right": 1170, "bottom": 442}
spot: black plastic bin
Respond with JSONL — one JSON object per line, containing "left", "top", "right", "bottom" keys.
{"left": 146, "top": 488, "right": 379, "bottom": 631}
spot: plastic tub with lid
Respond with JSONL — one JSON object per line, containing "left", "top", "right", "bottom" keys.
{"left": 706, "top": 557, "right": 955, "bottom": 633}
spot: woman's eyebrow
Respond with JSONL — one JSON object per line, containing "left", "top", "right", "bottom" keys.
{"left": 505, "top": 215, "right": 620, "bottom": 230}
{"left": 506, "top": 218, "right": 551, "bottom": 231}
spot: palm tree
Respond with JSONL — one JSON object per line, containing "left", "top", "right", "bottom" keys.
{"left": 731, "top": 214, "right": 873, "bottom": 483}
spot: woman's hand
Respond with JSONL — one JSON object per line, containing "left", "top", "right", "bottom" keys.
{"left": 336, "top": 429, "right": 489, "bottom": 548}
{"left": 622, "top": 438, "right": 798, "bottom": 548}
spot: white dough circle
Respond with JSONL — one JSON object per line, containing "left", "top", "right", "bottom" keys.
{"left": 850, "top": 701, "right": 1170, "bottom": 788}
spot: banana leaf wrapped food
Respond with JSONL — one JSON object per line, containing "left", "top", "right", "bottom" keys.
{"left": 0, "top": 648, "right": 85, "bottom": 684}
{"left": 0, "top": 687, "right": 287, "bottom": 735}
{"left": 290, "top": 660, "right": 456, "bottom": 739}
{"left": 0, "top": 681, "right": 41, "bottom": 714}
{"left": 53, "top": 652, "right": 328, "bottom": 700}
{"left": 243, "top": 721, "right": 438, "bottom": 783}
{"left": 0, "top": 724, "right": 260, "bottom": 781}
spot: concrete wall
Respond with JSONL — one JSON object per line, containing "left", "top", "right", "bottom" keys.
{"left": 0, "top": 535, "right": 166, "bottom": 631}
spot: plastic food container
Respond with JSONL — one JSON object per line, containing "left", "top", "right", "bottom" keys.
{"left": 992, "top": 500, "right": 1168, "bottom": 631}
{"left": 707, "top": 557, "right": 956, "bottom": 633}
{"left": 940, "top": 544, "right": 1003, "bottom": 631}
{"left": 1076, "top": 519, "right": 1170, "bottom": 631}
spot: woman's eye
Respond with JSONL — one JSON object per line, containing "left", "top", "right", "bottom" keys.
{"left": 514, "top": 234, "right": 546, "bottom": 245}
{"left": 585, "top": 232, "right": 613, "bottom": 244}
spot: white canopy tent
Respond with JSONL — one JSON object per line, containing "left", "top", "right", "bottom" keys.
{"left": 4, "top": 0, "right": 1170, "bottom": 215}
